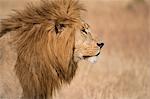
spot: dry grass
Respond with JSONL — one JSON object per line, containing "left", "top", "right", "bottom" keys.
{"left": 0, "top": 0, "right": 150, "bottom": 99}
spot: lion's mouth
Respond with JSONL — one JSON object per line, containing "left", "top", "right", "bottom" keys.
{"left": 83, "top": 52, "right": 100, "bottom": 59}
{"left": 82, "top": 52, "right": 100, "bottom": 63}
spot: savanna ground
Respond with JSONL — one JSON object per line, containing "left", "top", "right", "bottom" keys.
{"left": 0, "top": 0, "right": 150, "bottom": 99}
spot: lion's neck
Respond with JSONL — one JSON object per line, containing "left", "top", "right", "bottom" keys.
{"left": 15, "top": 59, "right": 59, "bottom": 99}
{"left": 15, "top": 56, "right": 77, "bottom": 99}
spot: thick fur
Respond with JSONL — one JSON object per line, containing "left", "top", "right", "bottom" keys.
{"left": 0, "top": 0, "right": 85, "bottom": 98}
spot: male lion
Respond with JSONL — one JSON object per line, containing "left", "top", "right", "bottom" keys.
{"left": 0, "top": 0, "right": 104, "bottom": 99}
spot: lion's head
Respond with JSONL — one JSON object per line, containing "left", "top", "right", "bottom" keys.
{"left": 74, "top": 22, "right": 104, "bottom": 63}
{"left": 0, "top": 0, "right": 104, "bottom": 98}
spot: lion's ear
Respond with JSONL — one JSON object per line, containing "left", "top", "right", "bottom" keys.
{"left": 55, "top": 23, "right": 66, "bottom": 33}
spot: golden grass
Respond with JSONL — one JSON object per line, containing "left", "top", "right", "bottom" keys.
{"left": 0, "top": 0, "right": 150, "bottom": 99}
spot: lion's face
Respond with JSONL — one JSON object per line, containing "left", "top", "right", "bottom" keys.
{"left": 74, "top": 22, "right": 104, "bottom": 63}
{"left": 49, "top": 20, "right": 103, "bottom": 64}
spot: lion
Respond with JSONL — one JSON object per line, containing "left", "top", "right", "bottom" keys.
{"left": 0, "top": 0, "right": 104, "bottom": 99}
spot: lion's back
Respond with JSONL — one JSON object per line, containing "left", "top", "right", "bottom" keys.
{"left": 0, "top": 32, "right": 22, "bottom": 99}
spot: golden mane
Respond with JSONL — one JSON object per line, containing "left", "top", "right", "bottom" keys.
{"left": 0, "top": 0, "right": 85, "bottom": 98}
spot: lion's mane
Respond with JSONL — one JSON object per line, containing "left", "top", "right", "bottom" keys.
{"left": 0, "top": 0, "right": 85, "bottom": 98}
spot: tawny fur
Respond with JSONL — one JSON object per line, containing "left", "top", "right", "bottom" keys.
{"left": 0, "top": 0, "right": 85, "bottom": 98}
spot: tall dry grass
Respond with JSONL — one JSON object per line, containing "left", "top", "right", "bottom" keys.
{"left": 0, "top": 0, "right": 150, "bottom": 99}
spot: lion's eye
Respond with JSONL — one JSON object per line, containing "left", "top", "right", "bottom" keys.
{"left": 81, "top": 29, "right": 87, "bottom": 34}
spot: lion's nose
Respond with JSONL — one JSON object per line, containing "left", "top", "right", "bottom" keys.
{"left": 97, "top": 43, "right": 104, "bottom": 48}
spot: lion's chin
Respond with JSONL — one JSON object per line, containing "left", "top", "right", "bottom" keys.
{"left": 86, "top": 56, "right": 98, "bottom": 64}
{"left": 74, "top": 53, "right": 99, "bottom": 63}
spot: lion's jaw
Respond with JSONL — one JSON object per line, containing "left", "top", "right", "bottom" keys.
{"left": 74, "top": 22, "right": 104, "bottom": 63}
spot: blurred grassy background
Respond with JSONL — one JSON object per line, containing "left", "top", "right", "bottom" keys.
{"left": 0, "top": 0, "right": 150, "bottom": 99}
